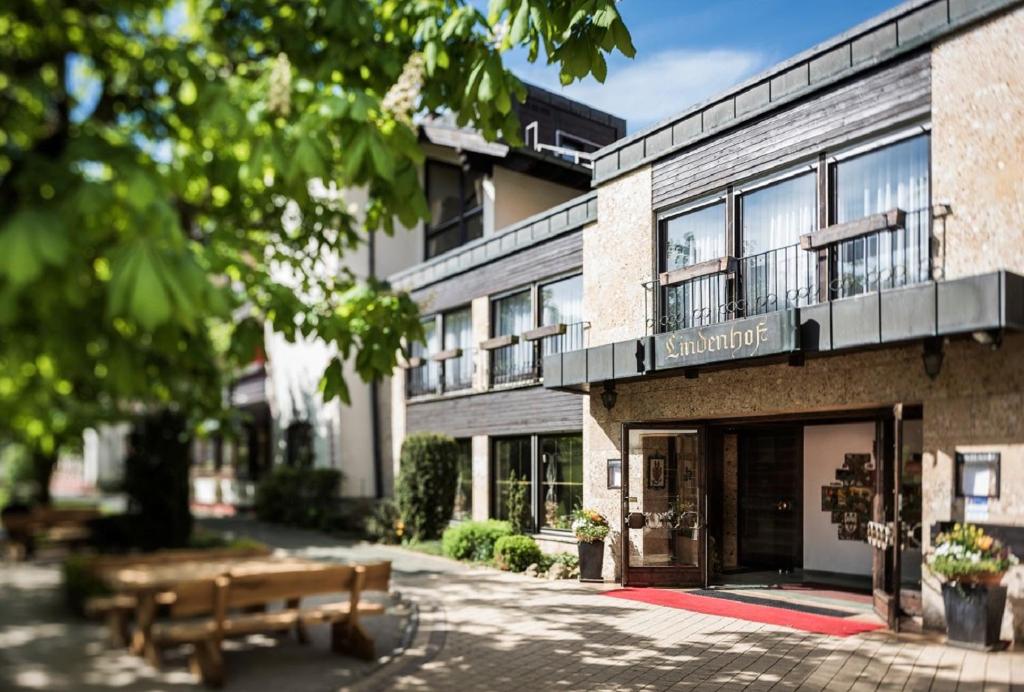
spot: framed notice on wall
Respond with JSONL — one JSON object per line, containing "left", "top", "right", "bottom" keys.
{"left": 956, "top": 452, "right": 1000, "bottom": 499}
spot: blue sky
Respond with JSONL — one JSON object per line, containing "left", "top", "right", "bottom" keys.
{"left": 505, "top": 0, "right": 901, "bottom": 133}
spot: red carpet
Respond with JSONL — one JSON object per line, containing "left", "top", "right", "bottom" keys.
{"left": 603, "top": 588, "right": 884, "bottom": 637}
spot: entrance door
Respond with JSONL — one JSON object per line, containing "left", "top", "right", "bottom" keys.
{"left": 622, "top": 426, "right": 706, "bottom": 587}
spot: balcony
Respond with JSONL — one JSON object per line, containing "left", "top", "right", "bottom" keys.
{"left": 489, "top": 322, "right": 589, "bottom": 387}
{"left": 405, "top": 348, "right": 476, "bottom": 398}
{"left": 647, "top": 208, "right": 933, "bottom": 334}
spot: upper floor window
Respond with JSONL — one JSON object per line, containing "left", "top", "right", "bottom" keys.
{"left": 491, "top": 289, "right": 534, "bottom": 386}
{"left": 442, "top": 306, "right": 473, "bottom": 392}
{"left": 660, "top": 202, "right": 726, "bottom": 330}
{"left": 738, "top": 171, "right": 818, "bottom": 313}
{"left": 407, "top": 316, "right": 439, "bottom": 397}
{"left": 426, "top": 161, "right": 484, "bottom": 259}
{"left": 831, "top": 133, "right": 930, "bottom": 296}
{"left": 539, "top": 274, "right": 585, "bottom": 354}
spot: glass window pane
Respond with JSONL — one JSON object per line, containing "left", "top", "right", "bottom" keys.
{"left": 540, "top": 275, "right": 582, "bottom": 326}
{"left": 739, "top": 173, "right": 818, "bottom": 313}
{"left": 427, "top": 223, "right": 462, "bottom": 259}
{"left": 493, "top": 290, "right": 532, "bottom": 336}
{"left": 465, "top": 209, "right": 483, "bottom": 242}
{"left": 427, "top": 162, "right": 462, "bottom": 228}
{"left": 834, "top": 135, "right": 930, "bottom": 295}
{"left": 443, "top": 307, "right": 473, "bottom": 391}
{"left": 453, "top": 438, "right": 473, "bottom": 521}
{"left": 740, "top": 173, "right": 816, "bottom": 256}
{"left": 540, "top": 434, "right": 582, "bottom": 530}
{"left": 662, "top": 203, "right": 726, "bottom": 271}
{"left": 492, "top": 437, "right": 533, "bottom": 528}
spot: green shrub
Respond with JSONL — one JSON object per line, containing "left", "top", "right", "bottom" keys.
{"left": 493, "top": 535, "right": 542, "bottom": 572}
{"left": 441, "top": 519, "right": 513, "bottom": 562}
{"left": 505, "top": 471, "right": 529, "bottom": 534}
{"left": 254, "top": 466, "right": 342, "bottom": 530}
{"left": 365, "top": 499, "right": 403, "bottom": 544}
{"left": 396, "top": 433, "right": 459, "bottom": 541}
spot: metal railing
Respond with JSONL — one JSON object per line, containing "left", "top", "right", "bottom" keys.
{"left": 490, "top": 322, "right": 590, "bottom": 386}
{"left": 443, "top": 348, "right": 475, "bottom": 392}
{"left": 406, "top": 361, "right": 439, "bottom": 398}
{"left": 649, "top": 207, "right": 935, "bottom": 334}
{"left": 406, "top": 348, "right": 475, "bottom": 398}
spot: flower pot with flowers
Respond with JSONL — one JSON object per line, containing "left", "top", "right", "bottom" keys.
{"left": 572, "top": 508, "right": 610, "bottom": 582}
{"left": 928, "top": 523, "right": 1018, "bottom": 650}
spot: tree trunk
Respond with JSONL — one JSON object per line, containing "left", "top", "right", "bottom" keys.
{"left": 30, "top": 450, "right": 59, "bottom": 505}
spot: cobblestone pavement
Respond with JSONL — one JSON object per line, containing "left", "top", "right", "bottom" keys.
{"left": 3, "top": 518, "right": 1022, "bottom": 691}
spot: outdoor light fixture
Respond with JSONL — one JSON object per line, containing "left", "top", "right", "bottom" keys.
{"left": 922, "top": 338, "right": 944, "bottom": 380}
{"left": 601, "top": 382, "right": 618, "bottom": 410}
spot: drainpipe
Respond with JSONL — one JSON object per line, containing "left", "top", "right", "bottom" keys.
{"left": 368, "top": 229, "right": 385, "bottom": 498}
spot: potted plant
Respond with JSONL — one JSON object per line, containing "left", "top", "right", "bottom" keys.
{"left": 928, "top": 523, "right": 1018, "bottom": 650}
{"left": 572, "top": 508, "right": 610, "bottom": 582}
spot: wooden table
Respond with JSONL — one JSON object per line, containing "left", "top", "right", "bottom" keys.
{"left": 98, "top": 556, "right": 330, "bottom": 655}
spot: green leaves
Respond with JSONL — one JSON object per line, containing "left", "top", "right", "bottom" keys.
{"left": 0, "top": 210, "right": 69, "bottom": 287}
{"left": 108, "top": 238, "right": 209, "bottom": 333}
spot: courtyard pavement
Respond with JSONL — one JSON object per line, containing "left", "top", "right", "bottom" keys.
{"left": 2, "top": 518, "right": 1022, "bottom": 691}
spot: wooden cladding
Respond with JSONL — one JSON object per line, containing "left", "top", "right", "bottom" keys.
{"left": 651, "top": 54, "right": 930, "bottom": 211}
{"left": 522, "top": 323, "right": 566, "bottom": 341}
{"left": 800, "top": 209, "right": 905, "bottom": 251}
{"left": 659, "top": 256, "right": 738, "bottom": 287}
{"left": 479, "top": 334, "right": 519, "bottom": 351}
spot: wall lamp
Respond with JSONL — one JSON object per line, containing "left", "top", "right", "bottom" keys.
{"left": 922, "top": 337, "right": 944, "bottom": 380}
{"left": 601, "top": 382, "right": 618, "bottom": 410}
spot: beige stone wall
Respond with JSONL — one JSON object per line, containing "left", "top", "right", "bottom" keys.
{"left": 932, "top": 5, "right": 1024, "bottom": 279}
{"left": 584, "top": 166, "right": 654, "bottom": 346}
{"left": 582, "top": 335, "right": 1024, "bottom": 627}
{"left": 491, "top": 166, "right": 582, "bottom": 232}
{"left": 471, "top": 435, "right": 489, "bottom": 521}
{"left": 471, "top": 296, "right": 490, "bottom": 391}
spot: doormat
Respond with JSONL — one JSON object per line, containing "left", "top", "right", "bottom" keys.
{"left": 689, "top": 589, "right": 855, "bottom": 618}
{"left": 602, "top": 588, "right": 885, "bottom": 637}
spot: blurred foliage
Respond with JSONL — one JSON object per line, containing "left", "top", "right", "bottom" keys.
{"left": 0, "top": 0, "right": 633, "bottom": 478}
{"left": 254, "top": 465, "right": 343, "bottom": 530}
{"left": 0, "top": 442, "right": 35, "bottom": 507}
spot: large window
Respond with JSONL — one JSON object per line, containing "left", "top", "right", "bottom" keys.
{"left": 832, "top": 134, "right": 930, "bottom": 296}
{"left": 426, "top": 161, "right": 484, "bottom": 259}
{"left": 738, "top": 172, "right": 818, "bottom": 314}
{"left": 491, "top": 433, "right": 583, "bottom": 533}
{"left": 407, "top": 316, "right": 439, "bottom": 397}
{"left": 453, "top": 438, "right": 473, "bottom": 521}
{"left": 540, "top": 434, "right": 583, "bottom": 531}
{"left": 442, "top": 307, "right": 473, "bottom": 392}
{"left": 492, "top": 436, "right": 533, "bottom": 528}
{"left": 491, "top": 289, "right": 534, "bottom": 386}
{"left": 660, "top": 202, "right": 727, "bottom": 330}
{"left": 539, "top": 274, "right": 585, "bottom": 357}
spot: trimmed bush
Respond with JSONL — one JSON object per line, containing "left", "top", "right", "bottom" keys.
{"left": 254, "top": 466, "right": 342, "bottom": 530}
{"left": 62, "top": 555, "right": 111, "bottom": 616}
{"left": 396, "top": 433, "right": 459, "bottom": 541}
{"left": 493, "top": 535, "right": 542, "bottom": 572}
{"left": 365, "top": 499, "right": 403, "bottom": 544}
{"left": 441, "top": 520, "right": 513, "bottom": 562}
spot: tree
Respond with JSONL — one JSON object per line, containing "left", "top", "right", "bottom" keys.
{"left": 0, "top": 0, "right": 635, "bottom": 499}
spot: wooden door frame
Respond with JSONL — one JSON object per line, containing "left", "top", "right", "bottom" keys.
{"left": 620, "top": 422, "right": 707, "bottom": 588}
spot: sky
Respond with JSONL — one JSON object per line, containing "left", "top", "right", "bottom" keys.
{"left": 504, "top": 0, "right": 901, "bottom": 133}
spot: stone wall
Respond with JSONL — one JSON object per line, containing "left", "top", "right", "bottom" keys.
{"left": 931, "top": 5, "right": 1024, "bottom": 279}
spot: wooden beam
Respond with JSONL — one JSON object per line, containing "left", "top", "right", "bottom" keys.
{"left": 401, "top": 356, "right": 424, "bottom": 369}
{"left": 658, "top": 256, "right": 737, "bottom": 287}
{"left": 800, "top": 208, "right": 905, "bottom": 251}
{"left": 478, "top": 334, "right": 519, "bottom": 351}
{"left": 522, "top": 324, "right": 566, "bottom": 341}
{"left": 429, "top": 348, "right": 463, "bottom": 362}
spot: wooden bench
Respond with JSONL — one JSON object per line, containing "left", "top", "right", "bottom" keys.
{"left": 2, "top": 506, "right": 100, "bottom": 559}
{"left": 147, "top": 561, "right": 392, "bottom": 687}
{"left": 83, "top": 545, "right": 273, "bottom": 647}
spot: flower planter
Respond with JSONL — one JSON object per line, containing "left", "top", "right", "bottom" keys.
{"left": 578, "top": 539, "right": 605, "bottom": 582}
{"left": 942, "top": 581, "right": 1007, "bottom": 650}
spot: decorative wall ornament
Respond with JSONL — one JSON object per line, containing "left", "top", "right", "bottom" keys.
{"left": 819, "top": 452, "right": 875, "bottom": 542}
{"left": 647, "top": 452, "right": 666, "bottom": 489}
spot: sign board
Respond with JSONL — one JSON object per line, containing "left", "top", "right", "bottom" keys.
{"left": 653, "top": 310, "right": 800, "bottom": 371}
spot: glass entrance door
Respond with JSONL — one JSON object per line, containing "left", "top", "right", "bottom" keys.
{"left": 622, "top": 426, "right": 706, "bottom": 587}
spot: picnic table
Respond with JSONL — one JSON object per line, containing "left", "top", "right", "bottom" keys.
{"left": 96, "top": 555, "right": 327, "bottom": 655}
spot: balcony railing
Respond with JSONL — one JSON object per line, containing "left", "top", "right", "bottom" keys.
{"left": 406, "top": 347, "right": 475, "bottom": 398}
{"left": 649, "top": 207, "right": 934, "bottom": 334}
{"left": 490, "top": 321, "right": 589, "bottom": 386}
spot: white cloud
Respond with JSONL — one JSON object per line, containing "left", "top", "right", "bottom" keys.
{"left": 514, "top": 48, "right": 770, "bottom": 133}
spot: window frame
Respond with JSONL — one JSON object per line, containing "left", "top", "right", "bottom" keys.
{"left": 489, "top": 431, "right": 583, "bottom": 534}
{"left": 406, "top": 304, "right": 473, "bottom": 398}
{"left": 424, "top": 160, "right": 485, "bottom": 260}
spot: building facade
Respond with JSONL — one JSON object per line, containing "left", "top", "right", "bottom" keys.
{"left": 393, "top": 0, "right": 1024, "bottom": 638}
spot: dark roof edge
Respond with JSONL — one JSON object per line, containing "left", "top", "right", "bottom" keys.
{"left": 389, "top": 191, "right": 597, "bottom": 293}
{"left": 591, "top": 0, "right": 1024, "bottom": 186}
